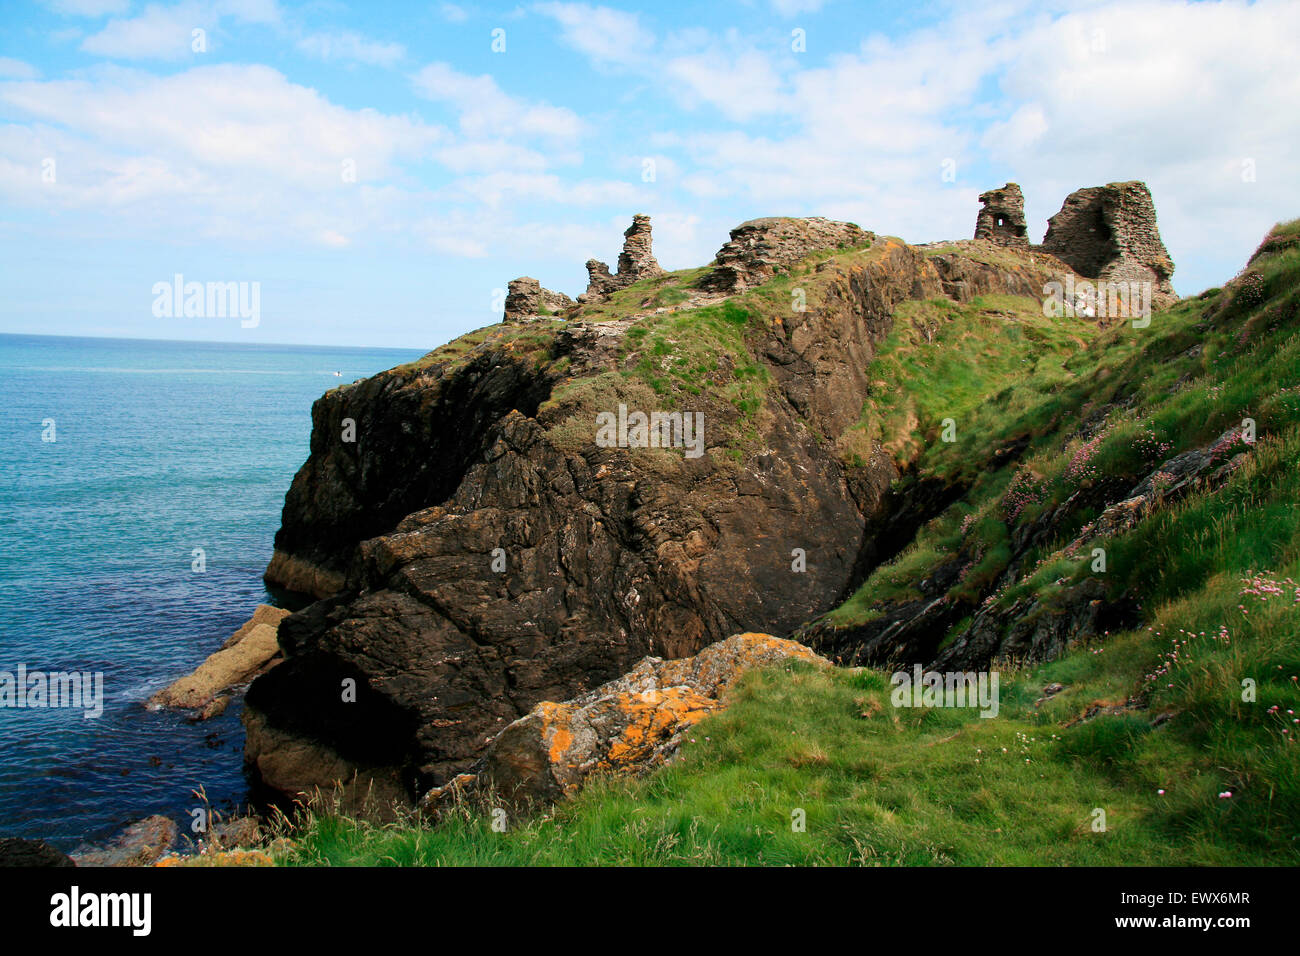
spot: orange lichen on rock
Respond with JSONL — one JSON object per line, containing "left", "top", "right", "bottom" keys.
{"left": 459, "top": 633, "right": 828, "bottom": 808}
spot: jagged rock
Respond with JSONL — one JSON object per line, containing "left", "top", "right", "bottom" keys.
{"left": 582, "top": 258, "right": 619, "bottom": 300}
{"left": 617, "top": 213, "right": 663, "bottom": 281}
{"left": 247, "top": 235, "right": 1076, "bottom": 802}
{"left": 425, "top": 634, "right": 827, "bottom": 808}
{"left": 1040, "top": 181, "right": 1176, "bottom": 306}
{"left": 973, "top": 183, "right": 1029, "bottom": 247}
{"left": 578, "top": 214, "right": 665, "bottom": 302}
{"left": 148, "top": 604, "right": 289, "bottom": 714}
{"left": 700, "top": 217, "right": 872, "bottom": 293}
{"left": 502, "top": 276, "right": 574, "bottom": 323}
{"left": 71, "top": 814, "right": 177, "bottom": 867}
{"left": 0, "top": 838, "right": 75, "bottom": 867}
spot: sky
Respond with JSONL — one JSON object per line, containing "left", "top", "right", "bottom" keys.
{"left": 0, "top": 0, "right": 1296, "bottom": 349}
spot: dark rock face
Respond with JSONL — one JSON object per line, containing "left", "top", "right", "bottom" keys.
{"left": 264, "top": 351, "right": 557, "bottom": 597}
{"left": 249, "top": 235, "right": 1072, "bottom": 804}
{"left": 1040, "top": 181, "right": 1176, "bottom": 304}
{"left": 503, "top": 277, "right": 574, "bottom": 323}
{"left": 0, "top": 838, "right": 75, "bottom": 867}
{"left": 579, "top": 214, "right": 665, "bottom": 302}
{"left": 973, "top": 183, "right": 1029, "bottom": 247}
{"left": 701, "top": 217, "right": 872, "bottom": 293}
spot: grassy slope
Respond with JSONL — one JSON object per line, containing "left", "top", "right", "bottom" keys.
{"left": 267, "top": 224, "right": 1300, "bottom": 866}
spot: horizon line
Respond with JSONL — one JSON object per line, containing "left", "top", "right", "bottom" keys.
{"left": 0, "top": 330, "right": 433, "bottom": 353}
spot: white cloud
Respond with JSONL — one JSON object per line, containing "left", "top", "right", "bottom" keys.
{"left": 297, "top": 31, "right": 405, "bottom": 67}
{"left": 439, "top": 3, "right": 469, "bottom": 23}
{"left": 549, "top": 1, "right": 1298, "bottom": 291}
{"left": 664, "top": 50, "right": 789, "bottom": 121}
{"left": 534, "top": 2, "right": 654, "bottom": 68}
{"left": 411, "top": 62, "right": 583, "bottom": 140}
{"left": 79, "top": 0, "right": 280, "bottom": 61}
{"left": 0, "top": 58, "right": 40, "bottom": 79}
{"left": 438, "top": 171, "right": 646, "bottom": 209}
{"left": 434, "top": 141, "right": 551, "bottom": 173}
{"left": 0, "top": 64, "right": 443, "bottom": 244}
{"left": 81, "top": 2, "right": 209, "bottom": 61}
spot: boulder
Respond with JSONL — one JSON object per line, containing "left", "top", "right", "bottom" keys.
{"left": 426, "top": 634, "right": 827, "bottom": 808}
{"left": 149, "top": 605, "right": 289, "bottom": 713}
{"left": 502, "top": 277, "right": 574, "bottom": 323}
{"left": 71, "top": 814, "right": 177, "bottom": 867}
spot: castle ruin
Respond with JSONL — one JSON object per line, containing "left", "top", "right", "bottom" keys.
{"left": 973, "top": 183, "right": 1029, "bottom": 247}
{"left": 579, "top": 214, "right": 665, "bottom": 303}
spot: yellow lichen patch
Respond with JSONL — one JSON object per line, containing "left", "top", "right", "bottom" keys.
{"left": 535, "top": 700, "right": 580, "bottom": 764}
{"left": 155, "top": 848, "right": 275, "bottom": 867}
{"left": 603, "top": 687, "right": 718, "bottom": 768}
{"left": 729, "top": 632, "right": 822, "bottom": 662}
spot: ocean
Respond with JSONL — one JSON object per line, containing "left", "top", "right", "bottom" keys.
{"left": 0, "top": 334, "right": 426, "bottom": 851}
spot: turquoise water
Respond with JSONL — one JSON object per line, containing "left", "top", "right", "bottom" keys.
{"left": 0, "top": 334, "right": 425, "bottom": 850}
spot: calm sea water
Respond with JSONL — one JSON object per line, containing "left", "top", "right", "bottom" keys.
{"left": 0, "top": 334, "right": 425, "bottom": 851}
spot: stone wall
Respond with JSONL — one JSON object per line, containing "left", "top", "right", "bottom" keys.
{"left": 700, "top": 216, "right": 873, "bottom": 293}
{"left": 1040, "top": 181, "right": 1176, "bottom": 303}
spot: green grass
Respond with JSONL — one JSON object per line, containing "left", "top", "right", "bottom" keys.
{"left": 278, "top": 569, "right": 1299, "bottom": 865}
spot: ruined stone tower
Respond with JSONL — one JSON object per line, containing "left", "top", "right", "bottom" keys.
{"left": 1040, "top": 181, "right": 1175, "bottom": 304}
{"left": 974, "top": 183, "right": 1029, "bottom": 247}
{"left": 580, "top": 214, "right": 665, "bottom": 302}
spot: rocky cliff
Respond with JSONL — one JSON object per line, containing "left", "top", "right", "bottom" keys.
{"left": 249, "top": 213, "right": 1082, "bottom": 806}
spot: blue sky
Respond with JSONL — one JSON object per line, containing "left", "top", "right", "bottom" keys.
{"left": 0, "top": 0, "right": 1296, "bottom": 348}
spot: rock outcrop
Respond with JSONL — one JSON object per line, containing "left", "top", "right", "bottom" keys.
{"left": 700, "top": 217, "right": 872, "bottom": 293}
{"left": 425, "top": 633, "right": 826, "bottom": 808}
{"left": 247, "top": 231, "right": 1071, "bottom": 806}
{"left": 71, "top": 815, "right": 177, "bottom": 867}
{"left": 502, "top": 277, "right": 574, "bottom": 323}
{"left": 1040, "top": 181, "right": 1176, "bottom": 305}
{"left": 579, "top": 214, "right": 665, "bottom": 302}
{"left": 148, "top": 604, "right": 289, "bottom": 717}
{"left": 973, "top": 183, "right": 1029, "bottom": 247}
{"left": 0, "top": 838, "right": 75, "bottom": 867}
